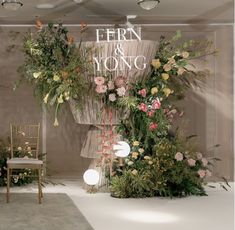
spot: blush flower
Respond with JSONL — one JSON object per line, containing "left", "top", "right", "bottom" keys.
{"left": 163, "top": 64, "right": 172, "bottom": 72}
{"left": 187, "top": 158, "right": 196, "bottom": 167}
{"left": 147, "top": 110, "right": 155, "bottom": 117}
{"left": 139, "top": 103, "right": 148, "bottom": 112}
{"left": 94, "top": 76, "right": 105, "bottom": 86}
{"left": 138, "top": 89, "right": 147, "bottom": 97}
{"left": 152, "top": 99, "right": 161, "bottom": 110}
{"left": 177, "top": 67, "right": 185, "bottom": 75}
{"left": 175, "top": 152, "right": 183, "bottom": 161}
{"left": 198, "top": 169, "right": 206, "bottom": 178}
{"left": 149, "top": 122, "right": 158, "bottom": 131}
{"left": 96, "top": 85, "right": 107, "bottom": 94}
{"left": 114, "top": 76, "right": 126, "bottom": 88}
{"left": 201, "top": 158, "right": 208, "bottom": 167}
{"left": 116, "top": 87, "right": 126, "bottom": 97}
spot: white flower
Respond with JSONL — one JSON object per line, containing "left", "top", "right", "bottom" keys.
{"left": 127, "top": 161, "right": 134, "bottom": 166}
{"left": 43, "top": 93, "right": 49, "bottom": 104}
{"left": 33, "top": 72, "right": 41, "bottom": 79}
{"left": 201, "top": 158, "right": 208, "bottom": 166}
{"left": 57, "top": 94, "right": 64, "bottom": 104}
{"left": 64, "top": 92, "right": 70, "bottom": 101}
{"left": 108, "top": 93, "right": 116, "bottom": 102}
{"left": 53, "top": 74, "right": 60, "bottom": 81}
{"left": 17, "top": 147, "right": 22, "bottom": 151}
{"left": 131, "top": 169, "right": 138, "bottom": 175}
{"left": 182, "top": 51, "right": 189, "bottom": 58}
{"left": 54, "top": 118, "right": 59, "bottom": 126}
{"left": 196, "top": 152, "right": 203, "bottom": 160}
{"left": 138, "top": 148, "right": 144, "bottom": 154}
{"left": 25, "top": 142, "right": 29, "bottom": 145}
{"left": 116, "top": 87, "right": 126, "bottom": 97}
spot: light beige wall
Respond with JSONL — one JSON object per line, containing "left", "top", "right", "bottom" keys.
{"left": 0, "top": 25, "right": 233, "bottom": 180}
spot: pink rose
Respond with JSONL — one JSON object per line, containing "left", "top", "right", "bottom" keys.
{"left": 147, "top": 110, "right": 155, "bottom": 117}
{"left": 114, "top": 76, "right": 126, "bottom": 88}
{"left": 175, "top": 152, "right": 183, "bottom": 161}
{"left": 149, "top": 122, "right": 158, "bottom": 131}
{"left": 198, "top": 169, "right": 206, "bottom": 178}
{"left": 109, "top": 93, "right": 116, "bottom": 102}
{"left": 206, "top": 169, "right": 212, "bottom": 177}
{"left": 94, "top": 76, "right": 105, "bottom": 86}
{"left": 201, "top": 158, "right": 208, "bottom": 167}
{"left": 116, "top": 87, "right": 126, "bottom": 97}
{"left": 95, "top": 85, "right": 107, "bottom": 94}
{"left": 152, "top": 99, "right": 161, "bottom": 110}
{"left": 139, "top": 103, "right": 148, "bottom": 112}
{"left": 196, "top": 152, "right": 203, "bottom": 160}
{"left": 187, "top": 158, "right": 196, "bottom": 167}
{"left": 138, "top": 89, "right": 147, "bottom": 97}
{"left": 108, "top": 81, "right": 115, "bottom": 90}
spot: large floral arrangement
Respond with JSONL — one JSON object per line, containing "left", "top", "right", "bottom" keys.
{"left": 109, "top": 31, "right": 227, "bottom": 198}
{"left": 18, "top": 21, "right": 92, "bottom": 125}
{"left": 94, "top": 75, "right": 128, "bottom": 107}
{"left": 0, "top": 139, "right": 34, "bottom": 186}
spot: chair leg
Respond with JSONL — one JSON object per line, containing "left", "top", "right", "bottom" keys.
{"left": 6, "top": 166, "right": 10, "bottom": 203}
{"left": 38, "top": 167, "right": 42, "bottom": 204}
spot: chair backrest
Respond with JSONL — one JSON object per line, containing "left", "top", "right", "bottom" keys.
{"left": 10, "top": 123, "right": 40, "bottom": 159}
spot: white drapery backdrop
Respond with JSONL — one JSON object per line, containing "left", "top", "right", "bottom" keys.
{"left": 69, "top": 40, "right": 157, "bottom": 158}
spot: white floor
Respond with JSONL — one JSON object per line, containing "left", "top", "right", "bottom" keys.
{"left": 0, "top": 180, "right": 234, "bottom": 230}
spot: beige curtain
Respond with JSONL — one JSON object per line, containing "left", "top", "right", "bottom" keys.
{"left": 69, "top": 40, "right": 157, "bottom": 158}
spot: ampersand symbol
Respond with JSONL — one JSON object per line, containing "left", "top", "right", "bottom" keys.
{"left": 114, "top": 43, "right": 125, "bottom": 56}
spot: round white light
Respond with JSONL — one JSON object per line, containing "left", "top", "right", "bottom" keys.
{"left": 137, "top": 0, "right": 160, "bottom": 10}
{"left": 36, "top": 3, "right": 55, "bottom": 9}
{"left": 113, "top": 141, "right": 130, "bottom": 158}
{"left": 73, "top": 0, "right": 83, "bottom": 3}
{"left": 83, "top": 169, "right": 99, "bottom": 186}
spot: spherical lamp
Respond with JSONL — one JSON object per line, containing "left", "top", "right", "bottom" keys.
{"left": 113, "top": 141, "right": 130, "bottom": 166}
{"left": 83, "top": 169, "right": 99, "bottom": 186}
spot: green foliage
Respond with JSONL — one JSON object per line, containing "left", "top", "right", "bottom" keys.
{"left": 18, "top": 22, "right": 92, "bottom": 126}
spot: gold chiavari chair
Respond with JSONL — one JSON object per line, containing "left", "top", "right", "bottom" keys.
{"left": 6, "top": 123, "right": 43, "bottom": 204}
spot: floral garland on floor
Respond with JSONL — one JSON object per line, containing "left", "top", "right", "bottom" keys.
{"left": 18, "top": 20, "right": 92, "bottom": 126}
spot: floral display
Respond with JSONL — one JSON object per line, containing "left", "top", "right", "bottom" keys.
{"left": 18, "top": 23, "right": 228, "bottom": 198}
{"left": 0, "top": 139, "right": 34, "bottom": 186}
{"left": 109, "top": 31, "right": 227, "bottom": 198}
{"left": 94, "top": 75, "right": 128, "bottom": 107}
{"left": 18, "top": 21, "right": 92, "bottom": 126}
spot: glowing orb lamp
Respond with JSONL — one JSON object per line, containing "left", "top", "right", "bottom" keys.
{"left": 113, "top": 141, "right": 131, "bottom": 158}
{"left": 83, "top": 169, "right": 99, "bottom": 186}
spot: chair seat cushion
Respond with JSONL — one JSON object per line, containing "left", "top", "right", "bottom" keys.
{"left": 7, "top": 158, "right": 43, "bottom": 165}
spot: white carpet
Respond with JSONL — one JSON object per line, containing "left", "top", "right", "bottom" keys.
{"left": 0, "top": 180, "right": 234, "bottom": 230}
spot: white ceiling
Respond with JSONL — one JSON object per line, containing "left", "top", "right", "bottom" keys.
{"left": 0, "top": 0, "right": 233, "bottom": 25}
